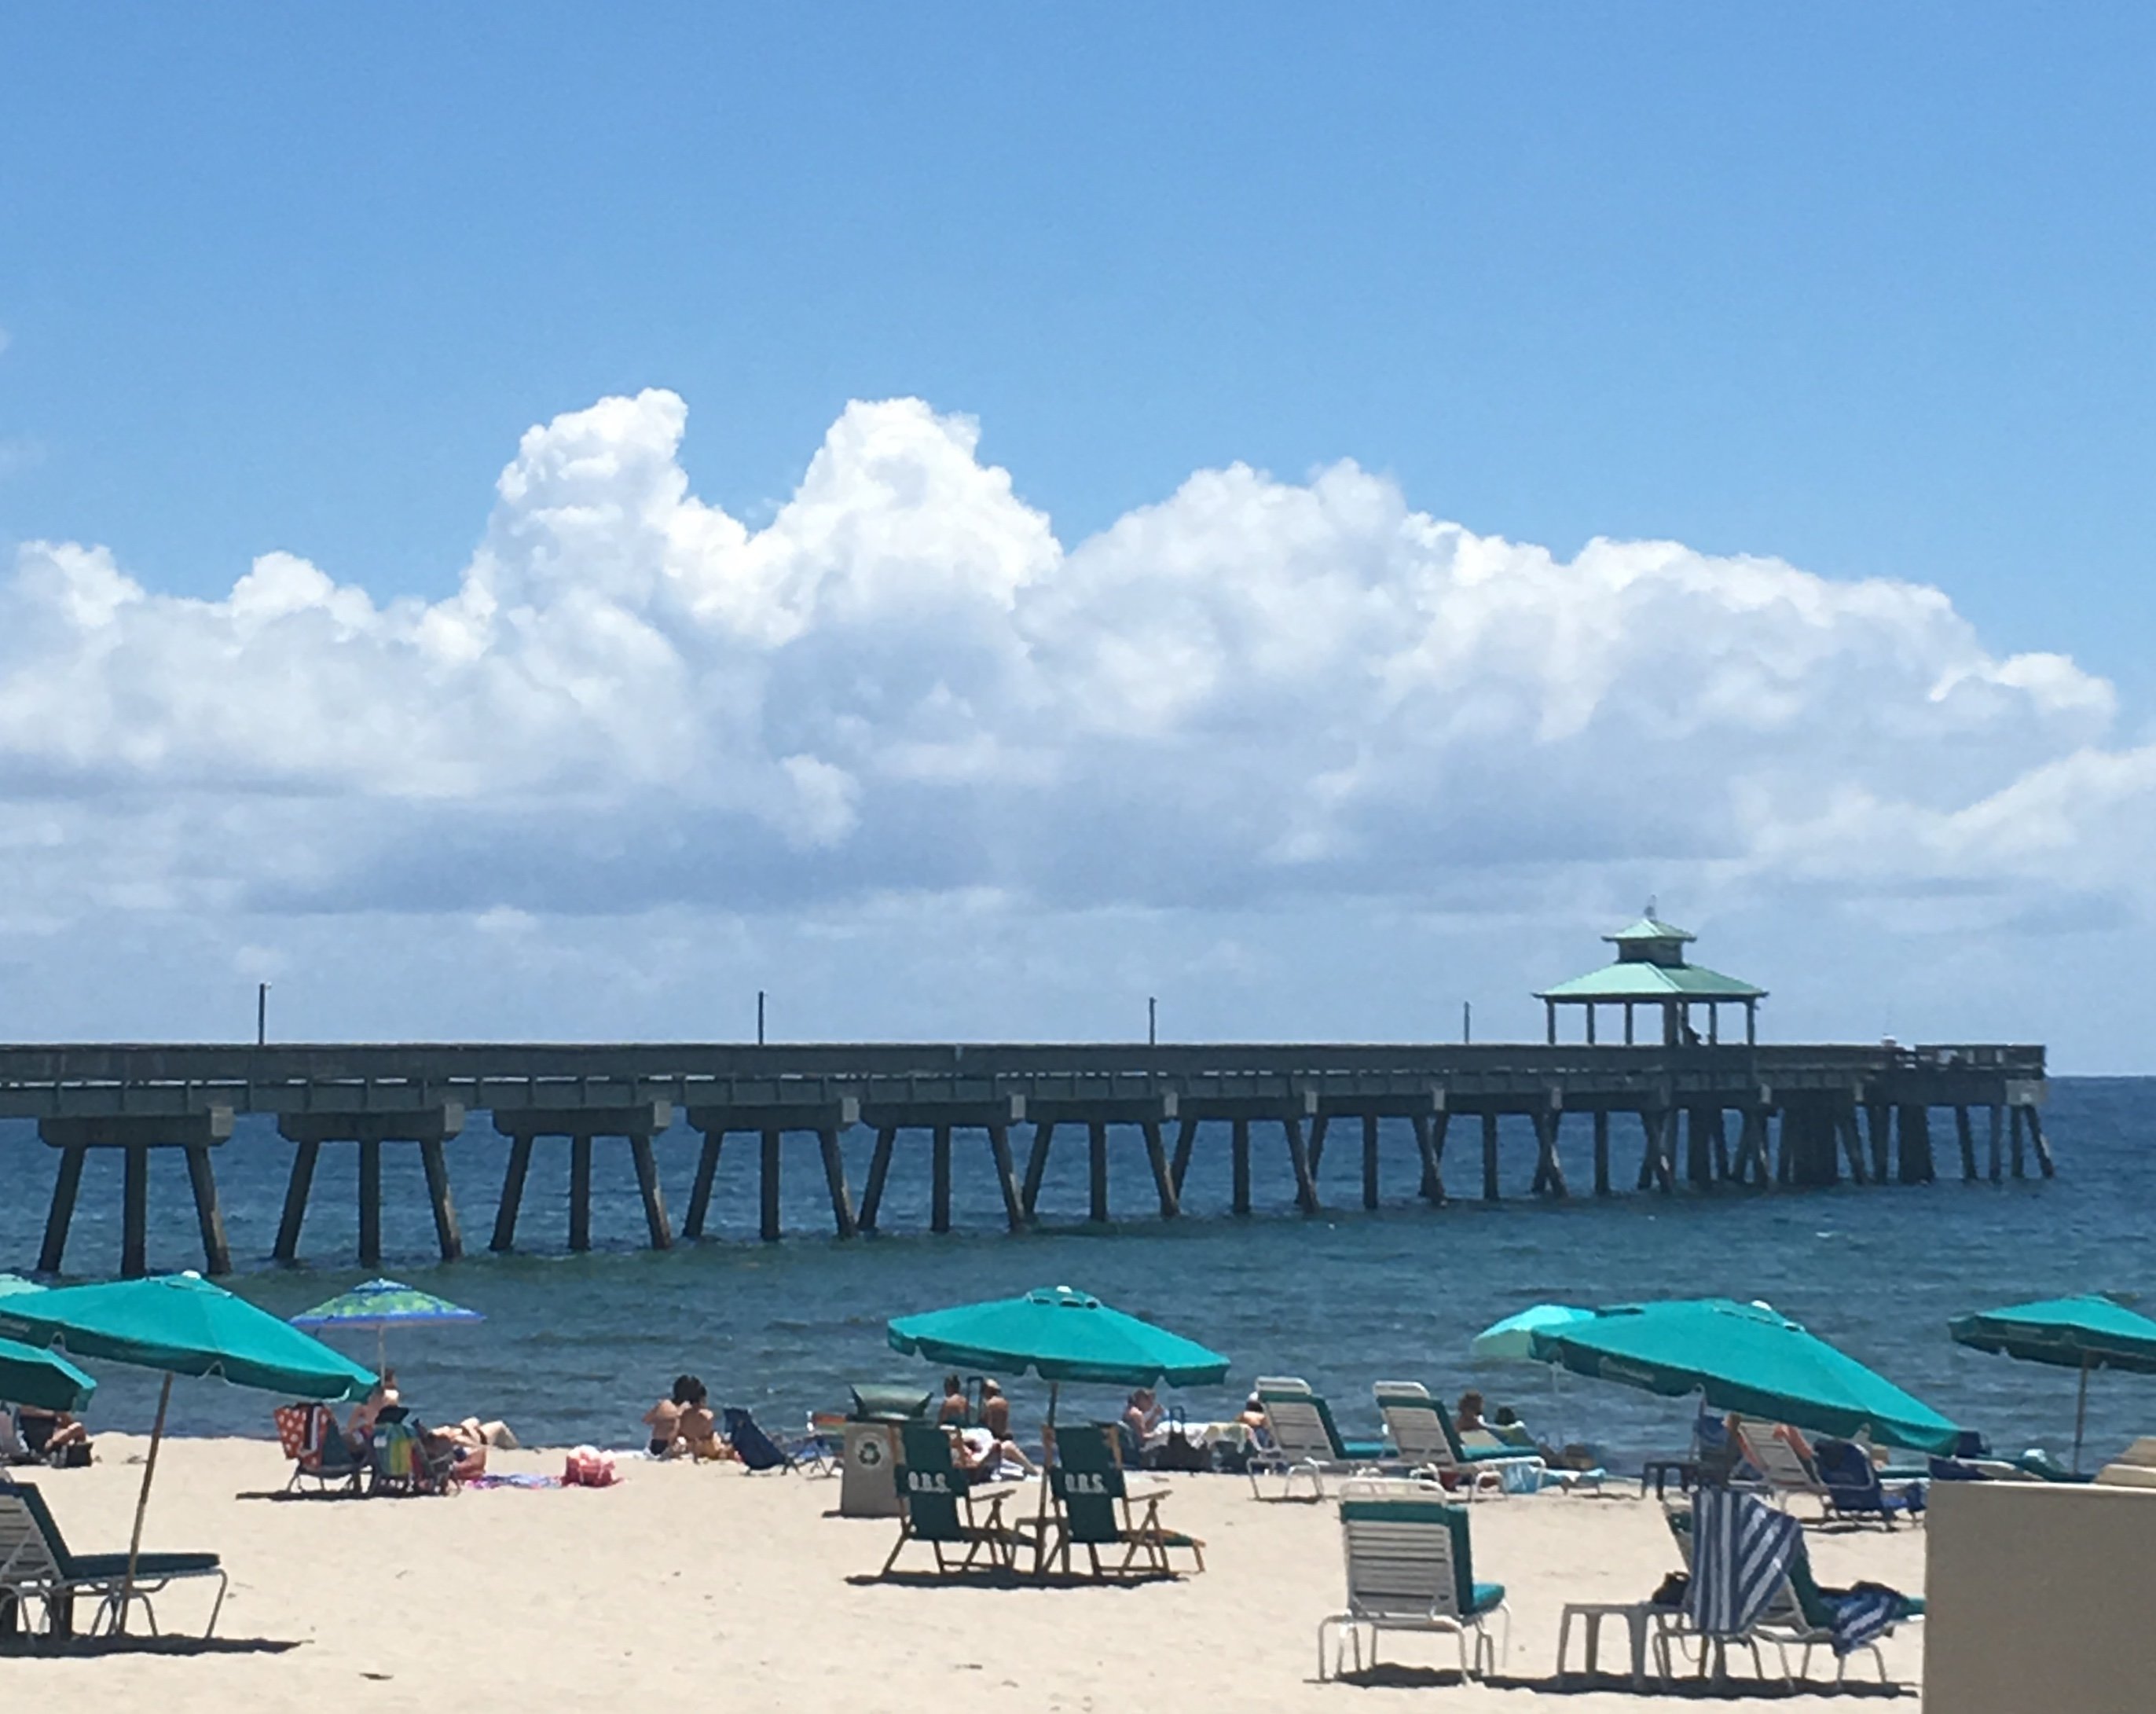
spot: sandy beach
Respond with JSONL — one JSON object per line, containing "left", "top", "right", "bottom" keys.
{"left": 2, "top": 1435, "right": 1926, "bottom": 1708}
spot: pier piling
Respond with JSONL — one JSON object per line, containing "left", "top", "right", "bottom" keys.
{"left": 1592, "top": 1110, "right": 1612, "bottom": 1195}
{"left": 38, "top": 1111, "right": 234, "bottom": 1277}
{"left": 1482, "top": 1112, "right": 1501, "bottom": 1200}
{"left": 1361, "top": 1114, "right": 1380, "bottom": 1209}
{"left": 1231, "top": 1118, "right": 1252, "bottom": 1214}
{"left": 490, "top": 1103, "right": 672, "bottom": 1255}
{"left": 1141, "top": 1120, "right": 1179, "bottom": 1218}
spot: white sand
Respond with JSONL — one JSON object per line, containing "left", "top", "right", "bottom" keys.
{"left": 2, "top": 1436, "right": 1926, "bottom": 1708}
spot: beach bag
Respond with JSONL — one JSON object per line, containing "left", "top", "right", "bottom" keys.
{"left": 563, "top": 1445, "right": 618, "bottom": 1488}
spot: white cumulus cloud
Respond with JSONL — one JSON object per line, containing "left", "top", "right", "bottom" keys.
{"left": 0, "top": 387, "right": 2148, "bottom": 1048}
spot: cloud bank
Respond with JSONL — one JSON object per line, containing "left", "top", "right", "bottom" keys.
{"left": 0, "top": 389, "right": 2148, "bottom": 1046}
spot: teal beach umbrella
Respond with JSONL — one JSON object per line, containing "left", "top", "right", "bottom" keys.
{"left": 1528, "top": 1297, "right": 1961, "bottom": 1455}
{"left": 888, "top": 1286, "right": 1230, "bottom": 1391}
{"left": 0, "top": 1272, "right": 376, "bottom": 1626}
{"left": 292, "top": 1276, "right": 484, "bottom": 1371}
{"left": 1950, "top": 1294, "right": 2156, "bottom": 1470}
{"left": 0, "top": 1334, "right": 97, "bottom": 1415}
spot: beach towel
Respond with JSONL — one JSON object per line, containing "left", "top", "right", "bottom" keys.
{"left": 466, "top": 1473, "right": 563, "bottom": 1491}
{"left": 1826, "top": 1586, "right": 1905, "bottom": 1656}
{"left": 1686, "top": 1488, "right": 1800, "bottom": 1637}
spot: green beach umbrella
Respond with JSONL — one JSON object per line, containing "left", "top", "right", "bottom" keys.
{"left": 0, "top": 1271, "right": 376, "bottom": 1627}
{"left": 0, "top": 1273, "right": 45, "bottom": 1299}
{"left": 292, "top": 1275, "right": 484, "bottom": 1371}
{"left": 887, "top": 1286, "right": 1230, "bottom": 1390}
{"left": 1528, "top": 1297, "right": 1961, "bottom": 1455}
{"left": 0, "top": 1333, "right": 97, "bottom": 1415}
{"left": 1949, "top": 1294, "right": 2156, "bottom": 1470}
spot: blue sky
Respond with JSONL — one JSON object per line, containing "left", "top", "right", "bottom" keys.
{"left": 2, "top": 9, "right": 2154, "bottom": 1062}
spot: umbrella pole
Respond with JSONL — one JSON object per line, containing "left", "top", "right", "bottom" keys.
{"left": 1032, "top": 1381, "right": 1058, "bottom": 1576}
{"left": 2074, "top": 1360, "right": 2091, "bottom": 1474}
{"left": 117, "top": 1370, "right": 172, "bottom": 1632}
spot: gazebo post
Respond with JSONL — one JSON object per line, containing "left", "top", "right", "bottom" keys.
{"left": 1585, "top": 1004, "right": 1596, "bottom": 1046}
{"left": 1545, "top": 999, "right": 1556, "bottom": 1045}
{"left": 1624, "top": 1003, "right": 1634, "bottom": 1045}
{"left": 1746, "top": 998, "right": 1757, "bottom": 1046}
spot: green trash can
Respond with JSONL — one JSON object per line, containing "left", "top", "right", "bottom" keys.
{"left": 840, "top": 1383, "right": 933, "bottom": 1518}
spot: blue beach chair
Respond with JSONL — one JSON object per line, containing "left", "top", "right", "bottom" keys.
{"left": 1813, "top": 1437, "right": 1923, "bottom": 1528}
{"left": 721, "top": 1407, "right": 795, "bottom": 1473}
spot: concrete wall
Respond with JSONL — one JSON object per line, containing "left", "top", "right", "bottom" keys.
{"left": 1926, "top": 1481, "right": 2156, "bottom": 1714}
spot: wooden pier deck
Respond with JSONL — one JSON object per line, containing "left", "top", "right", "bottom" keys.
{"left": 0, "top": 1039, "right": 2051, "bottom": 1274}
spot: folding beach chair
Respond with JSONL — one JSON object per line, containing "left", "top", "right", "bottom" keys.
{"left": 274, "top": 1402, "right": 365, "bottom": 1497}
{"left": 0, "top": 1477, "right": 226, "bottom": 1639}
{"left": 880, "top": 1422, "right": 1032, "bottom": 1577}
{"left": 1043, "top": 1422, "right": 1204, "bottom": 1578}
{"left": 1317, "top": 1480, "right": 1509, "bottom": 1681}
{"left": 721, "top": 1407, "right": 795, "bottom": 1473}
{"left": 368, "top": 1420, "right": 460, "bottom": 1497}
{"left": 1731, "top": 1417, "right": 1831, "bottom": 1514}
{"left": 1247, "top": 1376, "right": 1392, "bottom": 1501}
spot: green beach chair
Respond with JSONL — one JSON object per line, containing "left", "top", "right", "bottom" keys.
{"left": 0, "top": 1477, "right": 226, "bottom": 1639}
{"left": 1248, "top": 1376, "right": 1393, "bottom": 1500}
{"left": 880, "top": 1421, "right": 1032, "bottom": 1577}
{"left": 1317, "top": 1482, "right": 1509, "bottom": 1681}
{"left": 1044, "top": 1422, "right": 1204, "bottom": 1578}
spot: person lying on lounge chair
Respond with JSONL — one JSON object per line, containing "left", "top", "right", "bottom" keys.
{"left": 953, "top": 1422, "right": 1034, "bottom": 1479}
{"left": 17, "top": 1405, "right": 91, "bottom": 1466}
{"left": 422, "top": 1419, "right": 493, "bottom": 1481}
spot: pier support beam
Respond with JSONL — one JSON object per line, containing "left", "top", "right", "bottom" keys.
{"left": 38, "top": 1110, "right": 235, "bottom": 1278}
{"left": 1592, "top": 1110, "right": 1612, "bottom": 1195}
{"left": 1085, "top": 1121, "right": 1107, "bottom": 1224}
{"left": 1169, "top": 1118, "right": 1198, "bottom": 1198}
{"left": 277, "top": 1107, "right": 468, "bottom": 1265}
{"left": 684, "top": 1132, "right": 725, "bottom": 1239}
{"left": 1865, "top": 1104, "right": 1890, "bottom": 1183}
{"left": 1685, "top": 1109, "right": 1713, "bottom": 1187}
{"left": 1835, "top": 1103, "right": 1868, "bottom": 1185}
{"left": 1141, "top": 1120, "right": 1179, "bottom": 1219}
{"left": 1362, "top": 1113, "right": 1380, "bottom": 1209}
{"left": 1896, "top": 1105, "right": 1935, "bottom": 1184}
{"left": 1022, "top": 1121, "right": 1056, "bottom": 1220}
{"left": 1415, "top": 1111, "right": 1447, "bottom": 1205}
{"left": 1482, "top": 1111, "right": 1501, "bottom": 1201}
{"left": 1231, "top": 1119, "right": 1252, "bottom": 1214}
{"left": 1988, "top": 1105, "right": 2004, "bottom": 1183}
{"left": 1307, "top": 1114, "right": 1329, "bottom": 1177}
{"left": 861, "top": 1127, "right": 898, "bottom": 1231}
{"left": 988, "top": 1125, "right": 1026, "bottom": 1230}
{"left": 932, "top": 1125, "right": 955, "bottom": 1234}
{"left": 1284, "top": 1114, "right": 1321, "bottom": 1214}
{"left": 2026, "top": 1105, "right": 2055, "bottom": 1177}
{"left": 490, "top": 1102, "right": 673, "bottom": 1254}
{"left": 760, "top": 1129, "right": 783, "bottom": 1240}
{"left": 1529, "top": 1109, "right": 1567, "bottom": 1198}
{"left": 1955, "top": 1107, "right": 1978, "bottom": 1182}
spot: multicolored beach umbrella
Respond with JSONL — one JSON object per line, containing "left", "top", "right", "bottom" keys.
{"left": 1950, "top": 1294, "right": 2156, "bottom": 1470}
{"left": 291, "top": 1276, "right": 484, "bottom": 1371}
{"left": 1528, "top": 1296, "right": 1961, "bottom": 1455}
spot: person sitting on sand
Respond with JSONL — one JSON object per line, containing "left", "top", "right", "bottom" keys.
{"left": 938, "top": 1373, "right": 970, "bottom": 1426}
{"left": 676, "top": 1376, "right": 730, "bottom": 1461}
{"left": 16, "top": 1404, "right": 90, "bottom": 1466}
{"left": 1454, "top": 1390, "right": 1487, "bottom": 1435}
{"left": 644, "top": 1377, "right": 690, "bottom": 1457}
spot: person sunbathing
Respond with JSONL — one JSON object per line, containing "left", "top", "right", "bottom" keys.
{"left": 644, "top": 1378, "right": 689, "bottom": 1456}
{"left": 676, "top": 1376, "right": 731, "bottom": 1461}
{"left": 16, "top": 1405, "right": 90, "bottom": 1466}
{"left": 423, "top": 1419, "right": 492, "bottom": 1481}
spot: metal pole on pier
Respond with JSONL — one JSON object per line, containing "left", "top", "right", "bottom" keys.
{"left": 1148, "top": 996, "right": 1157, "bottom": 1047}
{"left": 256, "top": 982, "right": 270, "bottom": 1047}
{"left": 757, "top": 990, "right": 766, "bottom": 1046}
{"left": 1462, "top": 1002, "right": 1472, "bottom": 1044}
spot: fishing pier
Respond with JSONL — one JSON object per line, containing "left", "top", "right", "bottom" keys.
{"left": 0, "top": 916, "right": 2052, "bottom": 1275}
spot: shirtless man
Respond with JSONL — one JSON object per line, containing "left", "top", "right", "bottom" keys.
{"left": 937, "top": 1374, "right": 970, "bottom": 1426}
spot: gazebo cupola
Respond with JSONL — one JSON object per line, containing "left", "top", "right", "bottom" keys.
{"left": 1534, "top": 904, "right": 1766, "bottom": 1047}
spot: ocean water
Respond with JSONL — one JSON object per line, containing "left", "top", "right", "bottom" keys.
{"left": 0, "top": 1077, "right": 2147, "bottom": 1469}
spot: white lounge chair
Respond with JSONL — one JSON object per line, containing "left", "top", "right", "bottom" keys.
{"left": 1373, "top": 1382, "right": 1511, "bottom": 1497}
{"left": 1247, "top": 1376, "right": 1391, "bottom": 1501}
{"left": 1318, "top": 1479, "right": 1510, "bottom": 1680}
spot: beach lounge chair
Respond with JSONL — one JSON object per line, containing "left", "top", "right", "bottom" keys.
{"left": 1373, "top": 1382, "right": 1546, "bottom": 1499}
{"left": 1317, "top": 1481, "right": 1509, "bottom": 1680}
{"left": 1043, "top": 1422, "right": 1204, "bottom": 1578}
{"left": 721, "top": 1407, "right": 796, "bottom": 1472}
{"left": 273, "top": 1402, "right": 366, "bottom": 1497}
{"left": 0, "top": 1477, "right": 226, "bottom": 1638}
{"left": 1813, "top": 1437, "right": 1923, "bottom": 1528}
{"left": 1247, "top": 1376, "right": 1392, "bottom": 1500}
{"left": 881, "top": 1421, "right": 1032, "bottom": 1577}
{"left": 1662, "top": 1494, "right": 1922, "bottom": 1685}
{"left": 1731, "top": 1417, "right": 1830, "bottom": 1514}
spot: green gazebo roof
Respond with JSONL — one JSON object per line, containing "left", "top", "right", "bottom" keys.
{"left": 1537, "top": 962, "right": 1765, "bottom": 1002}
{"left": 1604, "top": 914, "right": 1696, "bottom": 945}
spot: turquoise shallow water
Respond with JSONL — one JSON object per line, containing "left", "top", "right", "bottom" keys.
{"left": 0, "top": 1077, "right": 2146, "bottom": 1467}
